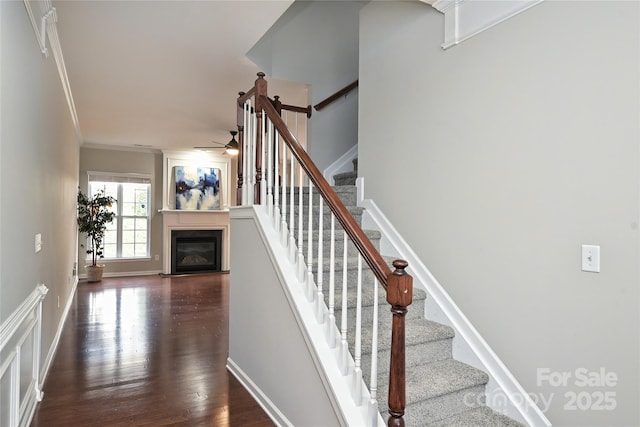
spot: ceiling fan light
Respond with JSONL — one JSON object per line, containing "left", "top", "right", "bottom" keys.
{"left": 225, "top": 130, "right": 239, "bottom": 156}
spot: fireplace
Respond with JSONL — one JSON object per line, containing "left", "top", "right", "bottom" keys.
{"left": 171, "top": 229, "right": 222, "bottom": 274}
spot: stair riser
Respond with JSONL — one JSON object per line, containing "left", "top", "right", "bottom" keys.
{"left": 334, "top": 175, "right": 357, "bottom": 186}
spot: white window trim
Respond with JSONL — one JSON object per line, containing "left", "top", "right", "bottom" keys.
{"left": 87, "top": 171, "right": 152, "bottom": 260}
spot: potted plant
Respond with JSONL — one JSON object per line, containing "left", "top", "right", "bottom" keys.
{"left": 77, "top": 188, "right": 116, "bottom": 282}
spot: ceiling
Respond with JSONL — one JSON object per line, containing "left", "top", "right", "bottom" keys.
{"left": 54, "top": 0, "right": 307, "bottom": 153}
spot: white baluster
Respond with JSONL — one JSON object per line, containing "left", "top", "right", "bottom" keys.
{"left": 273, "top": 122, "right": 280, "bottom": 231}
{"left": 340, "top": 231, "right": 349, "bottom": 375}
{"left": 245, "top": 100, "right": 255, "bottom": 205}
{"left": 280, "top": 143, "right": 288, "bottom": 245}
{"left": 353, "top": 254, "right": 363, "bottom": 405}
{"left": 297, "top": 168, "right": 306, "bottom": 282}
{"left": 306, "top": 182, "right": 315, "bottom": 301}
{"left": 247, "top": 100, "right": 254, "bottom": 206}
{"left": 369, "top": 278, "right": 380, "bottom": 425}
{"left": 242, "top": 101, "right": 250, "bottom": 206}
{"left": 266, "top": 118, "right": 273, "bottom": 216}
{"left": 327, "top": 214, "right": 337, "bottom": 348}
{"left": 260, "top": 110, "right": 267, "bottom": 205}
{"left": 316, "top": 197, "right": 324, "bottom": 322}
{"left": 288, "top": 149, "right": 296, "bottom": 262}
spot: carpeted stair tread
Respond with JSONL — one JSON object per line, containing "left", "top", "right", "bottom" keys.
{"left": 354, "top": 318, "right": 456, "bottom": 379}
{"left": 358, "top": 318, "right": 454, "bottom": 354}
{"left": 429, "top": 406, "right": 525, "bottom": 427}
{"left": 379, "top": 359, "right": 489, "bottom": 404}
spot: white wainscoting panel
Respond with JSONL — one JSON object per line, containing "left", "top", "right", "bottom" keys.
{"left": 0, "top": 284, "right": 48, "bottom": 427}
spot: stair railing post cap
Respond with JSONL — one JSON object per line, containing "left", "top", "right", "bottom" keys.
{"left": 387, "top": 260, "right": 413, "bottom": 307}
{"left": 392, "top": 259, "right": 409, "bottom": 274}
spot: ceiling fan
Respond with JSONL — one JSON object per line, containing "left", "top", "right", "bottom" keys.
{"left": 194, "top": 131, "right": 239, "bottom": 155}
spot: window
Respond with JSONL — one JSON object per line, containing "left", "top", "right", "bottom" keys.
{"left": 88, "top": 172, "right": 151, "bottom": 260}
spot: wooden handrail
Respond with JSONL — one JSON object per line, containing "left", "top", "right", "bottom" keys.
{"left": 260, "top": 94, "right": 392, "bottom": 287}
{"left": 271, "top": 96, "right": 312, "bottom": 118}
{"left": 237, "top": 87, "right": 256, "bottom": 106}
{"left": 281, "top": 103, "right": 312, "bottom": 118}
{"left": 313, "top": 80, "right": 359, "bottom": 111}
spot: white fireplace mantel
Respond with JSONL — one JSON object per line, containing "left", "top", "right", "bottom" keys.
{"left": 160, "top": 209, "right": 230, "bottom": 274}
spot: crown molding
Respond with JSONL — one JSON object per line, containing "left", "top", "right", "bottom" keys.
{"left": 431, "top": 0, "right": 543, "bottom": 49}
{"left": 23, "top": 0, "right": 82, "bottom": 141}
{"left": 81, "top": 142, "right": 162, "bottom": 154}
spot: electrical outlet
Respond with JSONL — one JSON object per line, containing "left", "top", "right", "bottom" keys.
{"left": 581, "top": 245, "right": 600, "bottom": 273}
{"left": 155, "top": 254, "right": 159, "bottom": 261}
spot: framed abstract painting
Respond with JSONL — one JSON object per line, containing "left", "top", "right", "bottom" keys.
{"left": 174, "top": 166, "right": 221, "bottom": 210}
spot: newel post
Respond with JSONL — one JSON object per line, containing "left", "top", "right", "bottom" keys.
{"left": 254, "top": 72, "right": 267, "bottom": 204}
{"left": 386, "top": 260, "right": 413, "bottom": 427}
{"left": 236, "top": 91, "right": 245, "bottom": 205}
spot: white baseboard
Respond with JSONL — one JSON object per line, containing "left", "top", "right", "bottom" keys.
{"left": 40, "top": 276, "right": 78, "bottom": 387}
{"left": 20, "top": 393, "right": 38, "bottom": 427}
{"left": 323, "top": 144, "right": 358, "bottom": 184}
{"left": 359, "top": 197, "right": 551, "bottom": 427}
{"left": 226, "top": 358, "right": 293, "bottom": 427}
{"left": 78, "top": 270, "right": 162, "bottom": 280}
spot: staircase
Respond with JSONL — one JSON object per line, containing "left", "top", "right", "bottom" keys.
{"left": 232, "top": 74, "right": 530, "bottom": 426}
{"left": 321, "top": 160, "right": 524, "bottom": 426}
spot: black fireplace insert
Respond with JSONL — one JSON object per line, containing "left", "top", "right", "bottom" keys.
{"left": 171, "top": 229, "right": 222, "bottom": 274}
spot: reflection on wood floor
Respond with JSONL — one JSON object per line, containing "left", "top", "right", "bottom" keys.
{"left": 31, "top": 273, "right": 275, "bottom": 427}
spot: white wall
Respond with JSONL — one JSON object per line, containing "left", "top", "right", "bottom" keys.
{"left": 359, "top": 2, "right": 639, "bottom": 426}
{"left": 1, "top": 0, "right": 79, "bottom": 373}
{"left": 248, "top": 1, "right": 361, "bottom": 172}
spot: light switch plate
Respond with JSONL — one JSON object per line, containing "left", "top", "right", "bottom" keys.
{"left": 35, "top": 233, "right": 42, "bottom": 253}
{"left": 581, "top": 244, "right": 600, "bottom": 273}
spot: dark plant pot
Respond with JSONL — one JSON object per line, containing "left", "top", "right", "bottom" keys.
{"left": 85, "top": 265, "right": 105, "bottom": 283}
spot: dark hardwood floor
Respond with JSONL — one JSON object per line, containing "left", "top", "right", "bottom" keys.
{"left": 31, "top": 273, "right": 275, "bottom": 427}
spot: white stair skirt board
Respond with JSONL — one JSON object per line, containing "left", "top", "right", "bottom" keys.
{"left": 323, "top": 144, "right": 358, "bottom": 185}
{"left": 429, "top": 0, "right": 544, "bottom": 49}
{"left": 230, "top": 205, "right": 385, "bottom": 427}
{"left": 357, "top": 192, "right": 551, "bottom": 427}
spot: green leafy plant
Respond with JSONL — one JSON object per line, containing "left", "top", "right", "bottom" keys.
{"left": 77, "top": 188, "right": 116, "bottom": 267}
